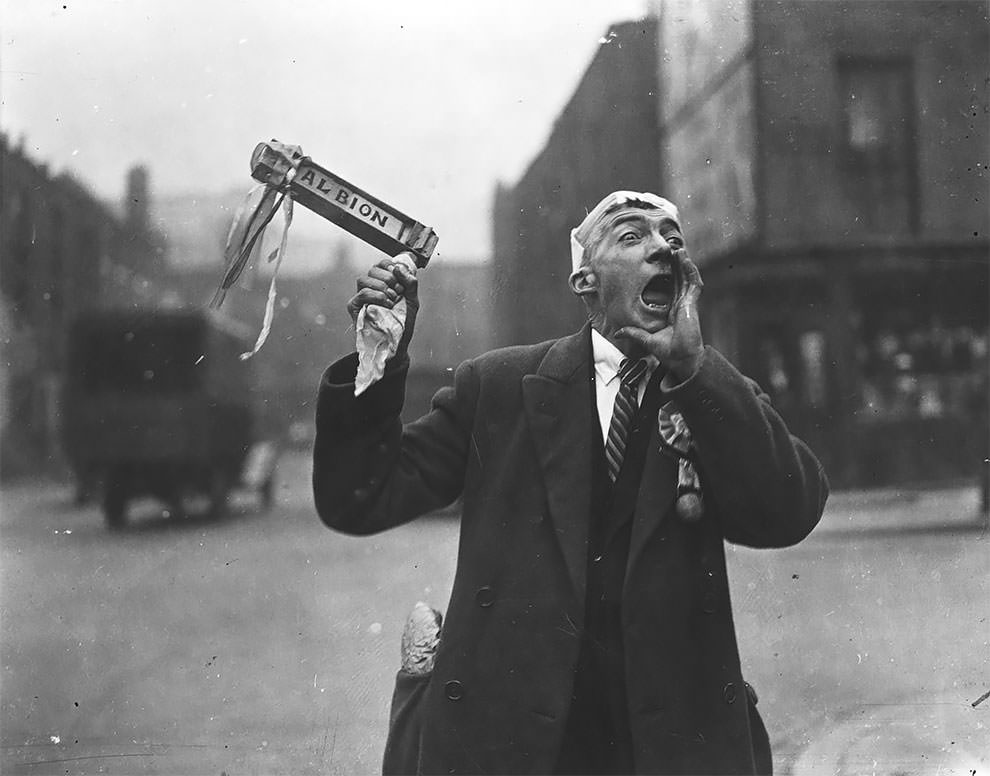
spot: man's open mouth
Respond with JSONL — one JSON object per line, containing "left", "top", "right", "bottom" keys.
{"left": 641, "top": 274, "right": 675, "bottom": 310}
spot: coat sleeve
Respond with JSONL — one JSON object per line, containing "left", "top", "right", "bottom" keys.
{"left": 662, "top": 346, "right": 829, "bottom": 547}
{"left": 312, "top": 352, "right": 479, "bottom": 535}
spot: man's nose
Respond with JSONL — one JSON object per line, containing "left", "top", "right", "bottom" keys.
{"left": 644, "top": 232, "right": 673, "bottom": 262}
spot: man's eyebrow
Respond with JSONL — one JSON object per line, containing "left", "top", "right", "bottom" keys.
{"left": 607, "top": 213, "right": 648, "bottom": 230}
{"left": 604, "top": 212, "right": 681, "bottom": 233}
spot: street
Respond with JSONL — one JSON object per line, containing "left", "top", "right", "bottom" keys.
{"left": 2, "top": 451, "right": 987, "bottom": 775}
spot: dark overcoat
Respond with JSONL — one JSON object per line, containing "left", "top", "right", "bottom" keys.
{"left": 313, "top": 323, "right": 828, "bottom": 775}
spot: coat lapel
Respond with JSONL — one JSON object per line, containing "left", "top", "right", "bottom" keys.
{"left": 625, "top": 411, "right": 680, "bottom": 589}
{"left": 522, "top": 324, "right": 593, "bottom": 603}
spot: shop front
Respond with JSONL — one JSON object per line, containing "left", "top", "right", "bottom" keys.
{"left": 708, "top": 247, "right": 988, "bottom": 491}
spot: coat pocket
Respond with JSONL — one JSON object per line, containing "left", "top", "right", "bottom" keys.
{"left": 382, "top": 669, "right": 432, "bottom": 776}
{"left": 383, "top": 602, "right": 442, "bottom": 775}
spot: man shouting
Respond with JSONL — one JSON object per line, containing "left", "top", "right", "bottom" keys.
{"left": 313, "top": 191, "right": 828, "bottom": 775}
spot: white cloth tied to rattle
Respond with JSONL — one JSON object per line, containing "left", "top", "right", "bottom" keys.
{"left": 354, "top": 253, "right": 417, "bottom": 396}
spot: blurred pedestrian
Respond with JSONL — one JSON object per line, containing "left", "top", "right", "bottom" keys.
{"left": 313, "top": 192, "right": 828, "bottom": 775}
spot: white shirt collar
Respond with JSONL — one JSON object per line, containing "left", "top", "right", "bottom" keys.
{"left": 591, "top": 328, "right": 658, "bottom": 385}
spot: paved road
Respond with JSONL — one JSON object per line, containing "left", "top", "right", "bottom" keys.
{"left": 730, "top": 487, "right": 989, "bottom": 774}
{"left": 2, "top": 453, "right": 987, "bottom": 775}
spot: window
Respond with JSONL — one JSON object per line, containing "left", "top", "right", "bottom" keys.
{"left": 838, "top": 59, "right": 917, "bottom": 234}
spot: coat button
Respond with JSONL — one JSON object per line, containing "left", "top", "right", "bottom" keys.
{"left": 475, "top": 586, "right": 496, "bottom": 608}
{"left": 702, "top": 592, "right": 717, "bottom": 614}
{"left": 723, "top": 682, "right": 737, "bottom": 704}
{"left": 444, "top": 680, "right": 464, "bottom": 701}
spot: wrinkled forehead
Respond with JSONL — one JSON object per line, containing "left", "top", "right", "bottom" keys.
{"left": 586, "top": 204, "right": 681, "bottom": 250}
{"left": 596, "top": 206, "right": 681, "bottom": 237}
{"left": 574, "top": 193, "right": 680, "bottom": 244}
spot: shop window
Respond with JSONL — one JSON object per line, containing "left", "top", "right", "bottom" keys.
{"left": 760, "top": 340, "right": 790, "bottom": 395}
{"left": 799, "top": 331, "right": 827, "bottom": 408}
{"left": 754, "top": 328, "right": 828, "bottom": 414}
{"left": 857, "top": 319, "right": 988, "bottom": 421}
{"left": 838, "top": 59, "right": 916, "bottom": 233}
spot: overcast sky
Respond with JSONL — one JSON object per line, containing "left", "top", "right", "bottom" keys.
{"left": 2, "top": 0, "right": 651, "bottom": 262}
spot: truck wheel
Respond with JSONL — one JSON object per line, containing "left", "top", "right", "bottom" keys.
{"left": 73, "top": 474, "right": 93, "bottom": 506}
{"left": 208, "top": 470, "right": 230, "bottom": 518}
{"left": 165, "top": 493, "right": 188, "bottom": 521}
{"left": 259, "top": 472, "right": 275, "bottom": 511}
{"left": 103, "top": 479, "right": 128, "bottom": 530}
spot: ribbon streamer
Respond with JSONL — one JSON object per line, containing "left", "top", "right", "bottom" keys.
{"left": 211, "top": 164, "right": 298, "bottom": 359}
{"left": 210, "top": 184, "right": 284, "bottom": 309}
{"left": 239, "top": 192, "right": 294, "bottom": 360}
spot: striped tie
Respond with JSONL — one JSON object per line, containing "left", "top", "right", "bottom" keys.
{"left": 605, "top": 358, "right": 649, "bottom": 482}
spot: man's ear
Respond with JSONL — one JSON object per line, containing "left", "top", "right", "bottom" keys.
{"left": 569, "top": 266, "right": 597, "bottom": 298}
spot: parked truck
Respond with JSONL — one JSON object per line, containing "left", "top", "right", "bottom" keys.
{"left": 62, "top": 309, "right": 276, "bottom": 528}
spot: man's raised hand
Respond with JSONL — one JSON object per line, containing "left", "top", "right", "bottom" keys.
{"left": 346, "top": 252, "right": 420, "bottom": 357}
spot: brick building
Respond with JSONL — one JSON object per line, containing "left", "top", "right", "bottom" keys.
{"left": 491, "top": 1, "right": 989, "bottom": 488}
{"left": 492, "top": 18, "right": 663, "bottom": 347}
{"left": 0, "top": 135, "right": 171, "bottom": 478}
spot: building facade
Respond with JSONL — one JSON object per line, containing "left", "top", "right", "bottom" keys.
{"left": 491, "top": 1, "right": 989, "bottom": 488}
{"left": 492, "top": 19, "right": 663, "bottom": 347}
{"left": 0, "top": 135, "right": 170, "bottom": 478}
{"left": 252, "top": 258, "right": 495, "bottom": 441}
